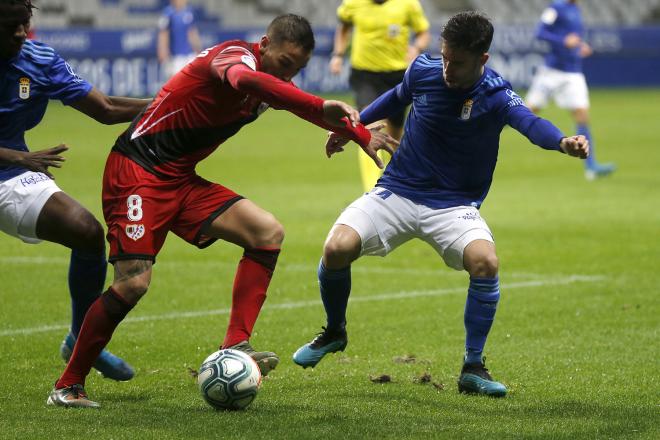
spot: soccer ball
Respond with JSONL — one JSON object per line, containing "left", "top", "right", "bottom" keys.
{"left": 197, "top": 349, "right": 262, "bottom": 410}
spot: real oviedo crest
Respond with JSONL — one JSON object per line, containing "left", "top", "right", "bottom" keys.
{"left": 19, "top": 77, "right": 30, "bottom": 100}
{"left": 460, "top": 99, "right": 473, "bottom": 120}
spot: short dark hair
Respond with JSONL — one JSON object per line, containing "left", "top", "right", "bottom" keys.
{"left": 0, "top": 0, "right": 36, "bottom": 22}
{"left": 441, "top": 11, "right": 494, "bottom": 54}
{"left": 267, "top": 14, "right": 315, "bottom": 52}
{"left": 0, "top": 0, "right": 36, "bottom": 14}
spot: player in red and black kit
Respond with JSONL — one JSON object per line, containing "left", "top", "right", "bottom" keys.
{"left": 48, "top": 14, "right": 398, "bottom": 408}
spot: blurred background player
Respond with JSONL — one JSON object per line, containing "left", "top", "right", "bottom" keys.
{"left": 158, "top": 0, "right": 202, "bottom": 79}
{"left": 330, "top": 0, "right": 430, "bottom": 191}
{"left": 293, "top": 11, "right": 590, "bottom": 397}
{"left": 526, "top": 0, "right": 615, "bottom": 180}
{"left": 0, "top": 0, "right": 150, "bottom": 380}
{"left": 48, "top": 14, "right": 398, "bottom": 409}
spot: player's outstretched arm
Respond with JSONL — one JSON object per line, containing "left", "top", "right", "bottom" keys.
{"left": 69, "top": 88, "right": 151, "bottom": 125}
{"left": 0, "top": 144, "right": 68, "bottom": 179}
{"left": 507, "top": 104, "right": 588, "bottom": 159}
{"left": 502, "top": 97, "right": 571, "bottom": 153}
{"left": 322, "top": 100, "right": 360, "bottom": 128}
{"left": 225, "top": 64, "right": 373, "bottom": 146}
{"left": 225, "top": 64, "right": 359, "bottom": 124}
{"left": 325, "top": 122, "right": 399, "bottom": 169}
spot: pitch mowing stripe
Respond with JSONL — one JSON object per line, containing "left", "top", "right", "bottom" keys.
{"left": 0, "top": 275, "right": 604, "bottom": 337}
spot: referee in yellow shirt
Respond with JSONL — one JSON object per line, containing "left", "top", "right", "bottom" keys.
{"left": 330, "top": 0, "right": 430, "bottom": 191}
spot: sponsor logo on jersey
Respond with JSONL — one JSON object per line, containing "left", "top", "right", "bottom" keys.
{"left": 125, "top": 224, "right": 145, "bottom": 241}
{"left": 460, "top": 99, "right": 473, "bottom": 120}
{"left": 64, "top": 62, "right": 85, "bottom": 83}
{"left": 505, "top": 89, "right": 525, "bottom": 108}
{"left": 19, "top": 77, "right": 30, "bottom": 100}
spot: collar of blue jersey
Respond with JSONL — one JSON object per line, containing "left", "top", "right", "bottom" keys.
{"left": 0, "top": 51, "right": 20, "bottom": 66}
{"left": 443, "top": 67, "right": 490, "bottom": 97}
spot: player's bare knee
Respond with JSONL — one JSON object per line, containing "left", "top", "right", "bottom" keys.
{"left": 267, "top": 220, "right": 285, "bottom": 246}
{"left": 468, "top": 253, "right": 499, "bottom": 278}
{"left": 323, "top": 235, "right": 360, "bottom": 268}
{"left": 112, "top": 260, "right": 152, "bottom": 304}
{"left": 115, "top": 277, "right": 150, "bottom": 304}
{"left": 74, "top": 216, "right": 105, "bottom": 253}
{"left": 253, "top": 217, "right": 284, "bottom": 247}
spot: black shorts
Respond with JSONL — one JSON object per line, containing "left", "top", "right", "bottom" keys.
{"left": 349, "top": 68, "right": 407, "bottom": 128}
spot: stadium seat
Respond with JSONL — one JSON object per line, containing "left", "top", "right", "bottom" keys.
{"left": 30, "top": 0, "right": 660, "bottom": 29}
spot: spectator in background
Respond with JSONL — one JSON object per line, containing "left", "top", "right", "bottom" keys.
{"left": 158, "top": 0, "right": 202, "bottom": 79}
{"left": 526, "top": 0, "right": 615, "bottom": 180}
{"left": 330, "top": 0, "right": 430, "bottom": 191}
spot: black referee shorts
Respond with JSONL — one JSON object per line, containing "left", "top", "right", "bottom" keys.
{"left": 349, "top": 67, "right": 407, "bottom": 128}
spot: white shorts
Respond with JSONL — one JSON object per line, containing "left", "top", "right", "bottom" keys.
{"left": 0, "top": 171, "right": 61, "bottom": 244}
{"left": 526, "top": 65, "right": 590, "bottom": 110}
{"left": 334, "top": 188, "right": 494, "bottom": 271}
{"left": 163, "top": 54, "right": 196, "bottom": 79}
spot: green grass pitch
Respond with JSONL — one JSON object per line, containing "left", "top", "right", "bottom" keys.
{"left": 0, "top": 89, "right": 658, "bottom": 439}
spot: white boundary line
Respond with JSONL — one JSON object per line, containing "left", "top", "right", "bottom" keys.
{"left": 0, "top": 256, "right": 551, "bottom": 278}
{"left": 0, "top": 275, "right": 604, "bottom": 338}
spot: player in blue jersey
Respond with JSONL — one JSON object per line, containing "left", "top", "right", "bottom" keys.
{"left": 293, "top": 11, "right": 589, "bottom": 397}
{"left": 157, "top": 0, "right": 201, "bottom": 79}
{"left": 0, "top": 0, "right": 150, "bottom": 381}
{"left": 526, "top": 0, "right": 615, "bottom": 180}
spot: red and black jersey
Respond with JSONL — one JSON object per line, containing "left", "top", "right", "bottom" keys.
{"left": 113, "top": 41, "right": 271, "bottom": 178}
{"left": 112, "top": 39, "right": 371, "bottom": 179}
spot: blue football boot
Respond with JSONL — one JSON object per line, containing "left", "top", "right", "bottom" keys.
{"left": 292, "top": 326, "right": 348, "bottom": 368}
{"left": 585, "top": 162, "right": 616, "bottom": 180}
{"left": 60, "top": 332, "right": 135, "bottom": 381}
{"left": 458, "top": 359, "right": 507, "bottom": 397}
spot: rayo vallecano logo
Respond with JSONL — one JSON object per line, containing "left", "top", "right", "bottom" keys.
{"left": 19, "top": 77, "right": 30, "bottom": 100}
{"left": 125, "top": 224, "right": 145, "bottom": 241}
{"left": 460, "top": 98, "right": 473, "bottom": 120}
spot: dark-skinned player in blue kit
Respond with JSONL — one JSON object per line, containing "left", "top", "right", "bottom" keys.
{"left": 0, "top": 0, "right": 151, "bottom": 381}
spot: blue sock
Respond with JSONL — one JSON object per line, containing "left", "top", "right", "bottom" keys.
{"left": 318, "top": 259, "right": 351, "bottom": 331}
{"left": 577, "top": 123, "right": 596, "bottom": 168}
{"left": 68, "top": 248, "right": 108, "bottom": 337}
{"left": 464, "top": 276, "right": 500, "bottom": 365}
